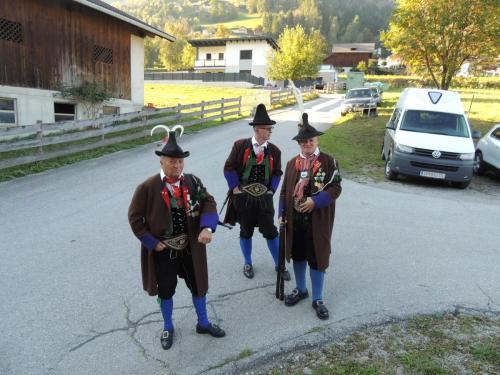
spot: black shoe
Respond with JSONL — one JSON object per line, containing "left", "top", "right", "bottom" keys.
{"left": 275, "top": 266, "right": 291, "bottom": 281}
{"left": 243, "top": 264, "right": 254, "bottom": 279}
{"left": 196, "top": 323, "right": 226, "bottom": 338}
{"left": 284, "top": 288, "right": 309, "bottom": 306}
{"left": 312, "top": 300, "right": 329, "bottom": 320}
{"left": 160, "top": 329, "right": 174, "bottom": 350}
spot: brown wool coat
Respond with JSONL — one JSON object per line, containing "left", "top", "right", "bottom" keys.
{"left": 279, "top": 152, "right": 342, "bottom": 271}
{"left": 223, "top": 138, "right": 282, "bottom": 225}
{"left": 128, "top": 173, "right": 217, "bottom": 296}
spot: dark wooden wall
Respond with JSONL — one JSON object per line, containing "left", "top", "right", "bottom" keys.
{"left": 323, "top": 52, "right": 372, "bottom": 68}
{"left": 0, "top": 0, "right": 145, "bottom": 99}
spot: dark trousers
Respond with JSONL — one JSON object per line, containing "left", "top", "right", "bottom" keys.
{"left": 291, "top": 212, "right": 318, "bottom": 270}
{"left": 234, "top": 192, "right": 278, "bottom": 239}
{"left": 154, "top": 248, "right": 200, "bottom": 299}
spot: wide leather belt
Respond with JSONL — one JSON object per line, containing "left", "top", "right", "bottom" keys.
{"left": 162, "top": 234, "right": 189, "bottom": 251}
{"left": 241, "top": 183, "right": 268, "bottom": 197}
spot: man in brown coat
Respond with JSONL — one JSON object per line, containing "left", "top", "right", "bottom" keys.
{"left": 279, "top": 113, "right": 342, "bottom": 320}
{"left": 128, "top": 131, "right": 225, "bottom": 350}
{"left": 223, "top": 103, "right": 289, "bottom": 280}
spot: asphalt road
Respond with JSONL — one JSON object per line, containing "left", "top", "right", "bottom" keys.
{"left": 1, "top": 95, "right": 498, "bottom": 375}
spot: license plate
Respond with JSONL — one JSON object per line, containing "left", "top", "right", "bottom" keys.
{"left": 420, "top": 170, "right": 445, "bottom": 179}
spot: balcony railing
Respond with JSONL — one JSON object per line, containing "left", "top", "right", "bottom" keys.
{"left": 195, "top": 59, "right": 225, "bottom": 67}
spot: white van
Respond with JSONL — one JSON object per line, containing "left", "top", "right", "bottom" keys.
{"left": 382, "top": 88, "right": 478, "bottom": 189}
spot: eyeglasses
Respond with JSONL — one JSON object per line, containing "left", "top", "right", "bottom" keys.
{"left": 257, "top": 126, "right": 274, "bottom": 131}
{"left": 298, "top": 139, "right": 316, "bottom": 144}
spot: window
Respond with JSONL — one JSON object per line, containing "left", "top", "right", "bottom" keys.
{"left": 0, "top": 98, "right": 16, "bottom": 124}
{"left": 54, "top": 102, "right": 76, "bottom": 122}
{"left": 218, "top": 53, "right": 224, "bottom": 60}
{"left": 0, "top": 17, "right": 23, "bottom": 43}
{"left": 400, "top": 110, "right": 469, "bottom": 138}
{"left": 387, "top": 108, "right": 400, "bottom": 129}
{"left": 206, "top": 53, "right": 212, "bottom": 60}
{"left": 492, "top": 128, "right": 500, "bottom": 140}
{"left": 103, "top": 106, "right": 120, "bottom": 116}
{"left": 93, "top": 45, "right": 113, "bottom": 64}
{"left": 240, "top": 50, "right": 252, "bottom": 59}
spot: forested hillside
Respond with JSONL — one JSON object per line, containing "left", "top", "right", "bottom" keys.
{"left": 108, "top": 0, "right": 394, "bottom": 69}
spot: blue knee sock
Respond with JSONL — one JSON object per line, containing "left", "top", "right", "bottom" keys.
{"left": 160, "top": 298, "right": 173, "bottom": 331}
{"left": 310, "top": 268, "right": 325, "bottom": 301}
{"left": 266, "top": 236, "right": 279, "bottom": 266}
{"left": 192, "top": 295, "right": 210, "bottom": 328}
{"left": 293, "top": 260, "right": 308, "bottom": 293}
{"left": 239, "top": 237, "right": 252, "bottom": 265}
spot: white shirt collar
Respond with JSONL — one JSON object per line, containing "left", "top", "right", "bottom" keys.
{"left": 300, "top": 147, "right": 320, "bottom": 159}
{"left": 251, "top": 136, "right": 268, "bottom": 149}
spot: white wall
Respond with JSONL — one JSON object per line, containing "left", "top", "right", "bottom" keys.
{"left": 0, "top": 85, "right": 137, "bottom": 126}
{"left": 130, "top": 35, "right": 145, "bottom": 108}
{"left": 224, "top": 41, "right": 274, "bottom": 82}
{"left": 196, "top": 46, "right": 226, "bottom": 60}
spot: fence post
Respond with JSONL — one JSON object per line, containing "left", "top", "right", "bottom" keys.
{"left": 221, "top": 98, "right": 225, "bottom": 121}
{"left": 238, "top": 96, "right": 242, "bottom": 116}
{"left": 201, "top": 100, "right": 205, "bottom": 119}
{"left": 36, "top": 120, "right": 43, "bottom": 154}
{"left": 177, "top": 103, "right": 182, "bottom": 121}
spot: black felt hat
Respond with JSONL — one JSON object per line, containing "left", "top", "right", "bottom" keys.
{"left": 249, "top": 103, "right": 276, "bottom": 126}
{"left": 155, "top": 131, "right": 190, "bottom": 158}
{"left": 292, "top": 113, "right": 324, "bottom": 140}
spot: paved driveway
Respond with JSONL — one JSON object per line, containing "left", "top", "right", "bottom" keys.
{"left": 1, "top": 96, "right": 498, "bottom": 375}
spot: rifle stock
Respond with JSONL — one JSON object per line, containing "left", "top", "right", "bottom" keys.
{"left": 275, "top": 220, "right": 286, "bottom": 300}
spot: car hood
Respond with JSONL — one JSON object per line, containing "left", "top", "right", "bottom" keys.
{"left": 395, "top": 130, "right": 475, "bottom": 153}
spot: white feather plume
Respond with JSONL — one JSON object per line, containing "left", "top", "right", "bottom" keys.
{"left": 288, "top": 79, "right": 304, "bottom": 124}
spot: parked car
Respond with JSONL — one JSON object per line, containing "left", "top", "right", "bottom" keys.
{"left": 382, "top": 88, "right": 478, "bottom": 189}
{"left": 367, "top": 86, "right": 382, "bottom": 105}
{"left": 474, "top": 124, "right": 500, "bottom": 174}
{"left": 340, "top": 88, "right": 378, "bottom": 116}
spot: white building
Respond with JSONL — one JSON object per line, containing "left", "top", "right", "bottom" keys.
{"left": 0, "top": 0, "right": 174, "bottom": 127}
{"left": 188, "top": 36, "right": 278, "bottom": 84}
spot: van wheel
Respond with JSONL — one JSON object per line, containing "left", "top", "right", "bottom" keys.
{"left": 451, "top": 181, "right": 471, "bottom": 189}
{"left": 384, "top": 153, "right": 398, "bottom": 180}
{"left": 473, "top": 151, "right": 486, "bottom": 175}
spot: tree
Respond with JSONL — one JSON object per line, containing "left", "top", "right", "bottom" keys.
{"left": 215, "top": 24, "right": 231, "bottom": 38}
{"left": 268, "top": 25, "right": 327, "bottom": 81}
{"left": 382, "top": 0, "right": 499, "bottom": 89}
{"left": 159, "top": 19, "right": 193, "bottom": 71}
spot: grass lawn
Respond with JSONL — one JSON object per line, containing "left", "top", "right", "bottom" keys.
{"left": 201, "top": 12, "right": 262, "bottom": 29}
{"left": 265, "top": 313, "right": 500, "bottom": 375}
{"left": 321, "top": 88, "right": 500, "bottom": 180}
{"left": 144, "top": 83, "right": 269, "bottom": 115}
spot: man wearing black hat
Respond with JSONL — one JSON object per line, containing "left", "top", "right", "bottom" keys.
{"left": 279, "top": 113, "right": 342, "bottom": 320}
{"left": 223, "top": 103, "right": 290, "bottom": 280}
{"left": 128, "top": 131, "right": 225, "bottom": 350}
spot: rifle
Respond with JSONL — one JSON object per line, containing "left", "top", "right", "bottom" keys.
{"left": 275, "top": 219, "right": 287, "bottom": 300}
{"left": 217, "top": 191, "right": 233, "bottom": 230}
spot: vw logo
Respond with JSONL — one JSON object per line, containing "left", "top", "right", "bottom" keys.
{"left": 432, "top": 150, "right": 442, "bottom": 159}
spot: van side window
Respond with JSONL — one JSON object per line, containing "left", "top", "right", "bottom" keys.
{"left": 491, "top": 128, "right": 500, "bottom": 140}
{"left": 387, "top": 108, "right": 400, "bottom": 129}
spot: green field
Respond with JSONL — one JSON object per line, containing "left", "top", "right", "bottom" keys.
{"left": 145, "top": 83, "right": 270, "bottom": 115}
{"left": 321, "top": 88, "right": 500, "bottom": 180}
{"left": 202, "top": 12, "right": 262, "bottom": 29}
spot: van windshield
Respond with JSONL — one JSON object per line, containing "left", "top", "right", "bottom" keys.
{"left": 400, "top": 110, "right": 470, "bottom": 137}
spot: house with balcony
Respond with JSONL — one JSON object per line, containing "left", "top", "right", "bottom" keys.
{"left": 0, "top": 0, "right": 174, "bottom": 126}
{"left": 188, "top": 36, "right": 278, "bottom": 84}
{"left": 323, "top": 43, "right": 378, "bottom": 72}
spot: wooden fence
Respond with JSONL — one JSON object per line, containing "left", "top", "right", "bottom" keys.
{"left": 269, "top": 86, "right": 314, "bottom": 105}
{"left": 0, "top": 97, "right": 242, "bottom": 169}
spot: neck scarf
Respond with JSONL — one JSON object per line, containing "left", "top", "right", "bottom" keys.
{"left": 293, "top": 153, "right": 319, "bottom": 201}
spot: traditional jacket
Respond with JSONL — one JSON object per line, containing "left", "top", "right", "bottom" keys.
{"left": 128, "top": 173, "right": 218, "bottom": 296}
{"left": 223, "top": 138, "right": 282, "bottom": 225}
{"left": 279, "top": 152, "right": 342, "bottom": 271}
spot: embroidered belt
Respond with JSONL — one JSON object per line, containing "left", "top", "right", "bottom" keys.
{"left": 162, "top": 234, "right": 189, "bottom": 251}
{"left": 241, "top": 183, "right": 268, "bottom": 197}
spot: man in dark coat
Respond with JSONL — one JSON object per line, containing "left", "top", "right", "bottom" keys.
{"left": 128, "top": 131, "right": 225, "bottom": 350}
{"left": 223, "top": 103, "right": 289, "bottom": 280}
{"left": 279, "top": 113, "right": 342, "bottom": 320}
